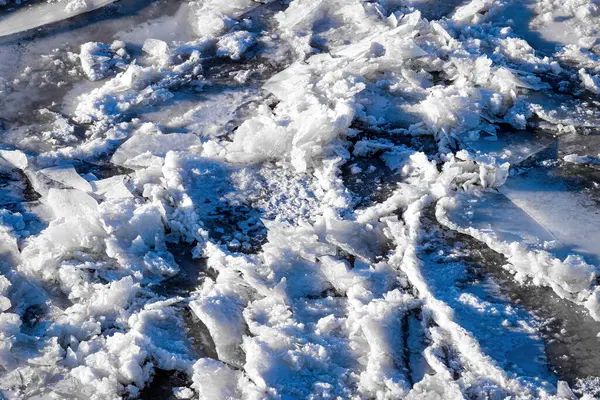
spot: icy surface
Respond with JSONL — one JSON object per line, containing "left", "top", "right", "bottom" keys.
{"left": 1, "top": 0, "right": 600, "bottom": 398}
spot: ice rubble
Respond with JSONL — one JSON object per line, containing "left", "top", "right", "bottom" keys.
{"left": 1, "top": 0, "right": 600, "bottom": 398}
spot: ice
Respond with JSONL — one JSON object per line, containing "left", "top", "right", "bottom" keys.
{"left": 142, "top": 39, "right": 172, "bottom": 68}
{"left": 579, "top": 68, "right": 600, "bottom": 94}
{"left": 173, "top": 386, "right": 194, "bottom": 399}
{"left": 564, "top": 153, "right": 600, "bottom": 164}
{"left": 318, "top": 256, "right": 355, "bottom": 295}
{"left": 73, "top": 53, "right": 206, "bottom": 124}
{"left": 226, "top": 52, "right": 365, "bottom": 170}
{"left": 80, "top": 41, "right": 129, "bottom": 81}
{"left": 47, "top": 188, "right": 98, "bottom": 219}
{"left": 216, "top": 31, "right": 257, "bottom": 60}
{"left": 111, "top": 128, "right": 202, "bottom": 169}
{"left": 438, "top": 192, "right": 599, "bottom": 316}
{"left": 529, "top": 0, "right": 600, "bottom": 48}
{"left": 466, "top": 129, "right": 555, "bottom": 166}
{"left": 0, "top": 150, "right": 28, "bottom": 170}
{"left": 0, "top": 0, "right": 118, "bottom": 37}
{"left": 321, "top": 217, "right": 385, "bottom": 263}
{"left": 499, "top": 168, "right": 600, "bottom": 266}
{"left": 557, "top": 381, "right": 578, "bottom": 399}
{"left": 446, "top": 191, "right": 560, "bottom": 252}
{"left": 142, "top": 87, "right": 257, "bottom": 136}
{"left": 452, "top": 0, "right": 490, "bottom": 22}
{"left": 0, "top": 276, "right": 11, "bottom": 312}
{"left": 2, "top": 0, "right": 600, "bottom": 397}
{"left": 192, "top": 358, "right": 244, "bottom": 399}
{"left": 188, "top": 0, "right": 265, "bottom": 38}
{"left": 40, "top": 166, "right": 93, "bottom": 192}
{"left": 189, "top": 271, "right": 250, "bottom": 367}
{"left": 90, "top": 176, "right": 133, "bottom": 199}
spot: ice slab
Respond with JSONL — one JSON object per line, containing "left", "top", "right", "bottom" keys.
{"left": 40, "top": 166, "right": 93, "bottom": 192}
{"left": 461, "top": 130, "right": 600, "bottom": 264}
{"left": 448, "top": 190, "right": 560, "bottom": 251}
{"left": 466, "top": 130, "right": 556, "bottom": 166}
{"left": 111, "top": 131, "right": 202, "bottom": 168}
{"left": 464, "top": 129, "right": 600, "bottom": 265}
{"left": 0, "top": 0, "right": 117, "bottom": 38}
{"left": 449, "top": 171, "right": 600, "bottom": 267}
{"left": 47, "top": 188, "right": 98, "bottom": 219}
{"left": 0, "top": 150, "right": 28, "bottom": 170}
{"left": 90, "top": 176, "right": 133, "bottom": 198}
{"left": 499, "top": 168, "right": 600, "bottom": 266}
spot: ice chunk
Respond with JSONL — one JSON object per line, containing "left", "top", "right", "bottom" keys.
{"left": 142, "top": 39, "right": 172, "bottom": 68}
{"left": 557, "top": 381, "right": 577, "bottom": 399}
{"left": 224, "top": 110, "right": 292, "bottom": 165}
{"left": 0, "top": 312, "right": 21, "bottom": 369}
{"left": 40, "top": 166, "right": 93, "bottom": 192}
{"left": 263, "top": 62, "right": 313, "bottom": 102}
{"left": 499, "top": 167, "right": 600, "bottom": 266}
{"left": 192, "top": 358, "right": 242, "bottom": 399}
{"left": 90, "top": 176, "right": 132, "bottom": 199}
{"left": 0, "top": 276, "right": 11, "bottom": 312}
{"left": 0, "top": 150, "right": 28, "bottom": 170}
{"left": 88, "top": 276, "right": 136, "bottom": 315}
{"left": 0, "top": 0, "right": 118, "bottom": 37}
{"left": 74, "top": 63, "right": 182, "bottom": 123}
{"left": 439, "top": 193, "right": 596, "bottom": 301}
{"left": 319, "top": 256, "right": 356, "bottom": 295}
{"left": 323, "top": 217, "right": 384, "bottom": 262}
{"left": 452, "top": 0, "right": 489, "bottom": 22}
{"left": 331, "top": 12, "right": 426, "bottom": 60}
{"left": 446, "top": 191, "right": 559, "bottom": 250}
{"left": 563, "top": 153, "right": 600, "bottom": 165}
{"left": 466, "top": 130, "right": 555, "bottom": 166}
{"left": 127, "top": 304, "right": 195, "bottom": 371}
{"left": 216, "top": 31, "right": 256, "bottom": 60}
{"left": 80, "top": 41, "right": 129, "bottom": 81}
{"left": 173, "top": 387, "right": 194, "bottom": 399}
{"left": 579, "top": 68, "right": 600, "bottom": 94}
{"left": 65, "top": 0, "right": 88, "bottom": 12}
{"left": 47, "top": 188, "right": 98, "bottom": 219}
{"left": 189, "top": 275, "right": 249, "bottom": 367}
{"left": 188, "top": 0, "right": 259, "bottom": 38}
{"left": 111, "top": 130, "right": 202, "bottom": 168}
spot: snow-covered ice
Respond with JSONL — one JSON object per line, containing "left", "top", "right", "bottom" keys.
{"left": 1, "top": 0, "right": 600, "bottom": 398}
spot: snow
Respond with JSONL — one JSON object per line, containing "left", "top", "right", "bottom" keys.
{"left": 1, "top": 0, "right": 600, "bottom": 398}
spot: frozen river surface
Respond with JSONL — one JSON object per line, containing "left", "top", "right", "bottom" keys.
{"left": 0, "top": 0, "right": 600, "bottom": 398}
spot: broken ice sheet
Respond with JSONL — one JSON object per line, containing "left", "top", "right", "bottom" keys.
{"left": 141, "top": 87, "right": 259, "bottom": 136}
{"left": 462, "top": 127, "right": 600, "bottom": 264}
{"left": 499, "top": 167, "right": 600, "bottom": 266}
{"left": 2, "top": 0, "right": 600, "bottom": 398}
{"left": 40, "top": 166, "right": 93, "bottom": 192}
{"left": 465, "top": 128, "right": 557, "bottom": 166}
{"left": 0, "top": 0, "right": 119, "bottom": 38}
{"left": 447, "top": 190, "right": 560, "bottom": 251}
